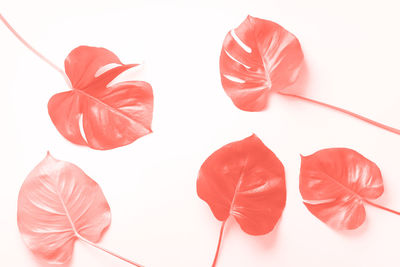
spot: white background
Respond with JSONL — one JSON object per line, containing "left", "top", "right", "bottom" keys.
{"left": 1, "top": 0, "right": 400, "bottom": 266}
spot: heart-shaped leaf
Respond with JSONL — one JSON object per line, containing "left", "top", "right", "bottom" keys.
{"left": 220, "top": 15, "right": 303, "bottom": 111}
{"left": 197, "top": 134, "right": 286, "bottom": 266}
{"left": 17, "top": 152, "right": 142, "bottom": 266}
{"left": 299, "top": 148, "right": 385, "bottom": 230}
{"left": 48, "top": 46, "right": 154, "bottom": 150}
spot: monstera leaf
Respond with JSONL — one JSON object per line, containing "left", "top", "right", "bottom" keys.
{"left": 219, "top": 15, "right": 400, "bottom": 136}
{"left": 220, "top": 15, "right": 303, "bottom": 111}
{"left": 48, "top": 46, "right": 154, "bottom": 150}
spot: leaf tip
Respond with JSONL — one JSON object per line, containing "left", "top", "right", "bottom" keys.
{"left": 247, "top": 133, "right": 261, "bottom": 143}
{"left": 246, "top": 14, "right": 255, "bottom": 20}
{"left": 45, "top": 151, "right": 57, "bottom": 162}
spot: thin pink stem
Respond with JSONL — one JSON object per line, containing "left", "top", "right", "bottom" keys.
{"left": 78, "top": 235, "right": 144, "bottom": 267}
{"left": 212, "top": 220, "right": 227, "bottom": 267}
{"left": 278, "top": 92, "right": 400, "bottom": 135}
{"left": 0, "top": 13, "right": 70, "bottom": 85}
{"left": 364, "top": 200, "right": 400, "bottom": 216}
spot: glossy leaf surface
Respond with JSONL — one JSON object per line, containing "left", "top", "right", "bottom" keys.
{"left": 197, "top": 134, "right": 286, "bottom": 235}
{"left": 48, "top": 46, "right": 153, "bottom": 150}
{"left": 300, "top": 148, "right": 384, "bottom": 230}
{"left": 220, "top": 16, "right": 303, "bottom": 111}
{"left": 17, "top": 152, "right": 111, "bottom": 264}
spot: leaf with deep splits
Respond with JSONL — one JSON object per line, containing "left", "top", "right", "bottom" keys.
{"left": 48, "top": 46, "right": 154, "bottom": 150}
{"left": 220, "top": 15, "right": 303, "bottom": 111}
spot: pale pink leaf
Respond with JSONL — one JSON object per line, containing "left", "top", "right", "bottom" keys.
{"left": 17, "top": 152, "right": 111, "bottom": 264}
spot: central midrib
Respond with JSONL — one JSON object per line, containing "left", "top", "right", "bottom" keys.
{"left": 248, "top": 18, "right": 272, "bottom": 90}
{"left": 307, "top": 169, "right": 367, "bottom": 204}
{"left": 229, "top": 155, "right": 249, "bottom": 216}
{"left": 56, "top": 188, "right": 81, "bottom": 239}
{"left": 72, "top": 89, "right": 150, "bottom": 131}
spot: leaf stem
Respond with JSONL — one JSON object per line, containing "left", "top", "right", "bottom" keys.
{"left": 212, "top": 220, "right": 226, "bottom": 267}
{"left": 278, "top": 92, "right": 400, "bottom": 135}
{"left": 364, "top": 199, "right": 400, "bottom": 216}
{"left": 0, "top": 13, "right": 70, "bottom": 85}
{"left": 78, "top": 234, "right": 144, "bottom": 267}
{"left": 56, "top": 189, "right": 143, "bottom": 266}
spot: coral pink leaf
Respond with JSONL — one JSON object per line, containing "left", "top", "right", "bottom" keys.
{"left": 299, "top": 148, "right": 384, "bottom": 230}
{"left": 197, "top": 134, "right": 286, "bottom": 234}
{"left": 17, "top": 152, "right": 111, "bottom": 264}
{"left": 65, "top": 46, "right": 123, "bottom": 89}
{"left": 220, "top": 15, "right": 303, "bottom": 111}
{"left": 197, "top": 134, "right": 286, "bottom": 266}
{"left": 48, "top": 46, "right": 154, "bottom": 150}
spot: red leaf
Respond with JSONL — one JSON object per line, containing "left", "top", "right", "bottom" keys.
{"left": 197, "top": 134, "right": 286, "bottom": 266}
{"left": 17, "top": 152, "right": 142, "bottom": 266}
{"left": 48, "top": 46, "right": 154, "bottom": 150}
{"left": 220, "top": 16, "right": 303, "bottom": 111}
{"left": 299, "top": 148, "right": 384, "bottom": 230}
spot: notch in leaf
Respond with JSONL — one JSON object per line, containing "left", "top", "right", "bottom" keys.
{"left": 197, "top": 134, "right": 286, "bottom": 267}
{"left": 220, "top": 15, "right": 400, "bottom": 136}
{"left": 17, "top": 152, "right": 144, "bottom": 266}
{"left": 220, "top": 15, "right": 303, "bottom": 111}
{"left": 299, "top": 148, "right": 400, "bottom": 230}
{"left": 0, "top": 14, "right": 153, "bottom": 150}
